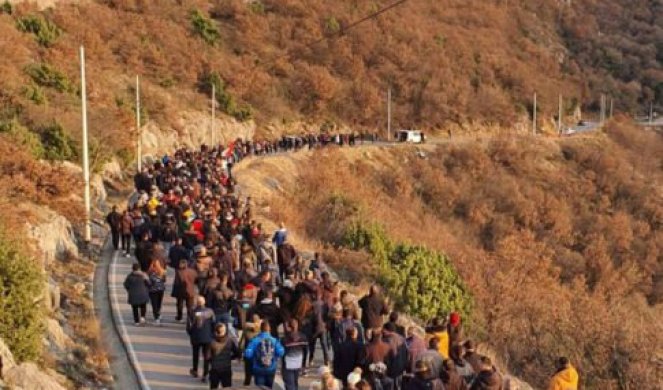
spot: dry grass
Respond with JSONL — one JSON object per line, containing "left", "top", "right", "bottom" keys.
{"left": 261, "top": 122, "right": 663, "bottom": 389}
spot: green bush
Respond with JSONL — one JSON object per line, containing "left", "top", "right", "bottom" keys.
{"left": 0, "top": 228, "right": 45, "bottom": 362}
{"left": 0, "top": 120, "right": 44, "bottom": 158}
{"left": 190, "top": 9, "right": 220, "bottom": 45}
{"left": 16, "top": 15, "right": 61, "bottom": 47}
{"left": 24, "top": 64, "right": 73, "bottom": 93}
{"left": 200, "top": 71, "right": 253, "bottom": 122}
{"left": 1, "top": 1, "right": 12, "bottom": 15}
{"left": 344, "top": 222, "right": 473, "bottom": 321}
{"left": 39, "top": 122, "right": 77, "bottom": 161}
{"left": 325, "top": 17, "right": 341, "bottom": 34}
{"left": 248, "top": 1, "right": 265, "bottom": 14}
{"left": 22, "top": 83, "right": 47, "bottom": 105}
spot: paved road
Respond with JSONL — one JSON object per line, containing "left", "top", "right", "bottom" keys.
{"left": 108, "top": 248, "right": 326, "bottom": 390}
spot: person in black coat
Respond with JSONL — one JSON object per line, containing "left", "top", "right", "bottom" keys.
{"left": 134, "top": 233, "right": 154, "bottom": 272}
{"left": 333, "top": 327, "right": 364, "bottom": 386}
{"left": 250, "top": 290, "right": 282, "bottom": 339}
{"left": 168, "top": 238, "right": 190, "bottom": 269}
{"left": 106, "top": 206, "right": 122, "bottom": 250}
{"left": 358, "top": 285, "right": 389, "bottom": 330}
{"left": 208, "top": 323, "right": 240, "bottom": 388}
{"left": 123, "top": 263, "right": 150, "bottom": 325}
{"left": 188, "top": 296, "right": 216, "bottom": 383}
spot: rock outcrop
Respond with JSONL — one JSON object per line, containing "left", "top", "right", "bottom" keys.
{"left": 140, "top": 111, "right": 255, "bottom": 159}
{"left": 22, "top": 203, "right": 78, "bottom": 266}
{"left": 0, "top": 338, "right": 67, "bottom": 390}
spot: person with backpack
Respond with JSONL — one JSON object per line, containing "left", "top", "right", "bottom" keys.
{"left": 244, "top": 321, "right": 285, "bottom": 388}
{"left": 188, "top": 296, "right": 216, "bottom": 383}
{"left": 208, "top": 323, "right": 240, "bottom": 388}
{"left": 147, "top": 259, "right": 166, "bottom": 325}
{"left": 120, "top": 209, "right": 134, "bottom": 257}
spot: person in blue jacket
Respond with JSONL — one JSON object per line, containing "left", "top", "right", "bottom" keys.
{"left": 244, "top": 321, "right": 285, "bottom": 388}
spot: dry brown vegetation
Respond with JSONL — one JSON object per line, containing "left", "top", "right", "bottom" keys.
{"left": 269, "top": 120, "right": 663, "bottom": 389}
{"left": 0, "top": 0, "right": 660, "bottom": 159}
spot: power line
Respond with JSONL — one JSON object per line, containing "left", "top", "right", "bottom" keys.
{"left": 264, "top": 0, "right": 408, "bottom": 65}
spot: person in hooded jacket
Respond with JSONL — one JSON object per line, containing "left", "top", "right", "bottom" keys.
{"left": 470, "top": 356, "right": 503, "bottom": 390}
{"left": 188, "top": 296, "right": 216, "bottom": 383}
{"left": 548, "top": 357, "right": 579, "bottom": 390}
{"left": 208, "top": 323, "right": 240, "bottom": 388}
{"left": 123, "top": 263, "right": 150, "bottom": 326}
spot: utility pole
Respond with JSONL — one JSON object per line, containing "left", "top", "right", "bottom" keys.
{"left": 387, "top": 87, "right": 392, "bottom": 142}
{"left": 558, "top": 93, "right": 563, "bottom": 134}
{"left": 532, "top": 92, "right": 537, "bottom": 136}
{"left": 211, "top": 83, "right": 216, "bottom": 147}
{"left": 136, "top": 75, "right": 142, "bottom": 173}
{"left": 599, "top": 94, "right": 606, "bottom": 124}
{"left": 80, "top": 46, "right": 91, "bottom": 243}
{"left": 609, "top": 98, "right": 613, "bottom": 118}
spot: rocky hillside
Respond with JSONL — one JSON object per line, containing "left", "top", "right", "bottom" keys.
{"left": 239, "top": 119, "right": 663, "bottom": 389}
{"left": 0, "top": 0, "right": 661, "bottom": 163}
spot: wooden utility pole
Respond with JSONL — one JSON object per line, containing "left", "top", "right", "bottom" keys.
{"left": 387, "top": 87, "right": 392, "bottom": 141}
{"left": 136, "top": 75, "right": 142, "bottom": 172}
{"left": 532, "top": 92, "right": 537, "bottom": 135}
{"left": 558, "top": 93, "right": 563, "bottom": 134}
{"left": 211, "top": 83, "right": 216, "bottom": 147}
{"left": 80, "top": 46, "right": 91, "bottom": 243}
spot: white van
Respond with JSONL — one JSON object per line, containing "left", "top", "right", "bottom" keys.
{"left": 396, "top": 129, "right": 424, "bottom": 143}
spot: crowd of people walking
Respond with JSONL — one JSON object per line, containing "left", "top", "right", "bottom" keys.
{"left": 108, "top": 137, "right": 579, "bottom": 390}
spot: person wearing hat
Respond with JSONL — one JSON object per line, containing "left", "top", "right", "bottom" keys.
{"left": 548, "top": 357, "right": 579, "bottom": 390}
{"left": 447, "top": 312, "right": 463, "bottom": 353}
{"left": 405, "top": 360, "right": 444, "bottom": 390}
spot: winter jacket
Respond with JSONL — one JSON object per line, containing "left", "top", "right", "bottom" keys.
{"left": 171, "top": 267, "right": 197, "bottom": 299}
{"left": 187, "top": 306, "right": 215, "bottom": 345}
{"left": 168, "top": 244, "right": 190, "bottom": 269}
{"left": 426, "top": 329, "right": 450, "bottom": 359}
{"left": 209, "top": 336, "right": 240, "bottom": 372}
{"left": 405, "top": 377, "right": 445, "bottom": 390}
{"left": 124, "top": 271, "right": 150, "bottom": 305}
{"left": 363, "top": 337, "right": 391, "bottom": 369}
{"left": 358, "top": 294, "right": 389, "bottom": 330}
{"left": 384, "top": 332, "right": 408, "bottom": 379}
{"left": 406, "top": 335, "right": 427, "bottom": 373}
{"left": 106, "top": 211, "right": 122, "bottom": 231}
{"left": 470, "top": 368, "right": 503, "bottom": 390}
{"left": 548, "top": 365, "right": 579, "bottom": 390}
{"left": 148, "top": 270, "right": 166, "bottom": 293}
{"left": 244, "top": 331, "right": 285, "bottom": 375}
{"left": 333, "top": 339, "right": 363, "bottom": 383}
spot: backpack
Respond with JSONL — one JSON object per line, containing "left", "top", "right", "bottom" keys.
{"left": 256, "top": 337, "right": 275, "bottom": 368}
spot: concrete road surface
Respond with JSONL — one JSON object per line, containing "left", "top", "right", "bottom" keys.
{"left": 108, "top": 248, "right": 327, "bottom": 390}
